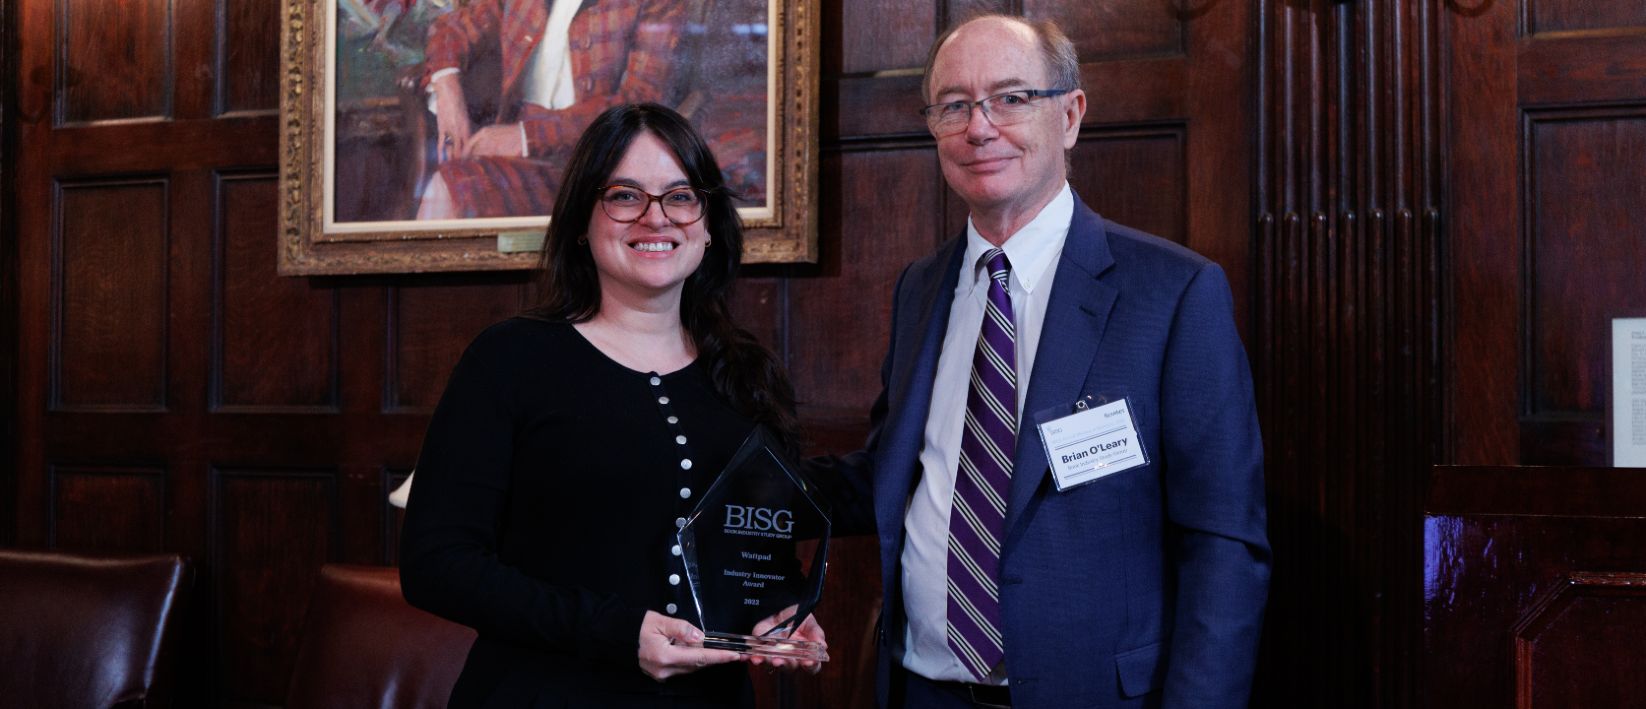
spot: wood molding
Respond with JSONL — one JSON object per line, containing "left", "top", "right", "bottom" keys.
{"left": 1513, "top": 572, "right": 1646, "bottom": 709}
{"left": 1252, "top": 1, "right": 1444, "bottom": 706}
{"left": 2, "top": 0, "right": 20, "bottom": 547}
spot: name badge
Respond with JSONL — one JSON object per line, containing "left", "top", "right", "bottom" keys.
{"left": 1035, "top": 397, "right": 1148, "bottom": 491}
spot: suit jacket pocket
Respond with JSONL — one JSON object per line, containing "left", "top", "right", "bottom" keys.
{"left": 1115, "top": 640, "right": 1167, "bottom": 698}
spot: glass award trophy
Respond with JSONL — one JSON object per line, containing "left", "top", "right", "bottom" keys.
{"left": 677, "top": 427, "right": 830, "bottom": 661}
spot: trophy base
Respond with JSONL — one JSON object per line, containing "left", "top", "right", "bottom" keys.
{"left": 695, "top": 631, "right": 830, "bottom": 662}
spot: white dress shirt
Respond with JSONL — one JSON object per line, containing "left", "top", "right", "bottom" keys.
{"left": 519, "top": 0, "right": 583, "bottom": 112}
{"left": 899, "top": 183, "right": 1074, "bottom": 683}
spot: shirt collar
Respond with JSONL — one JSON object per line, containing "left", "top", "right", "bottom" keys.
{"left": 962, "top": 182, "right": 1073, "bottom": 293}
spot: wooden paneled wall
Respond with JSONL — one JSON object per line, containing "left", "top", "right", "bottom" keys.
{"left": 6, "top": 0, "right": 1645, "bottom": 708}
{"left": 2, "top": 0, "right": 18, "bottom": 550}
{"left": 1252, "top": 1, "right": 1444, "bottom": 706}
{"left": 1449, "top": 2, "right": 1646, "bottom": 466}
{"left": 3, "top": 0, "right": 1249, "bottom": 706}
{"left": 1426, "top": 4, "right": 1646, "bottom": 707}
{"left": 7, "top": 1, "right": 516, "bottom": 704}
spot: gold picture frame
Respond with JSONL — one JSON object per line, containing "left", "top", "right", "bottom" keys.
{"left": 278, "top": 0, "right": 818, "bottom": 275}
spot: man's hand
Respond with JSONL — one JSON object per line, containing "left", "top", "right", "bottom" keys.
{"left": 637, "top": 610, "right": 742, "bottom": 682}
{"left": 429, "top": 73, "right": 473, "bottom": 161}
{"left": 465, "top": 124, "right": 525, "bottom": 157}
{"left": 748, "top": 605, "right": 826, "bottom": 674}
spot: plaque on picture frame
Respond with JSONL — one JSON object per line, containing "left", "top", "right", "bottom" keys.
{"left": 677, "top": 427, "right": 830, "bottom": 661}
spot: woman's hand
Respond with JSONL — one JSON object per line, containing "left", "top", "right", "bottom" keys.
{"left": 747, "top": 605, "right": 826, "bottom": 674}
{"left": 429, "top": 73, "right": 473, "bottom": 162}
{"left": 637, "top": 610, "right": 742, "bottom": 681}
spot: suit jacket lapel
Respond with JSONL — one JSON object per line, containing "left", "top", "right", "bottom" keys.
{"left": 503, "top": 0, "right": 552, "bottom": 104}
{"left": 1004, "top": 196, "right": 1118, "bottom": 537}
{"left": 875, "top": 238, "right": 965, "bottom": 551}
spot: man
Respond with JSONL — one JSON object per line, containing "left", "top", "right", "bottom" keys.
{"left": 832, "top": 14, "right": 1270, "bottom": 709}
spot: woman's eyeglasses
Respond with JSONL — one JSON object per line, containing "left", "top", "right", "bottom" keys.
{"left": 596, "top": 185, "right": 709, "bottom": 226}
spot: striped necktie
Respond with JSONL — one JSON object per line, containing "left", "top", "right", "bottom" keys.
{"left": 947, "top": 248, "right": 1016, "bottom": 680}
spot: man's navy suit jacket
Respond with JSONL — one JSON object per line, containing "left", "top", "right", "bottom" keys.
{"left": 830, "top": 193, "right": 1271, "bottom": 709}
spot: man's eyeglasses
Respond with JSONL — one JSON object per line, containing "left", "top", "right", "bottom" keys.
{"left": 919, "top": 88, "right": 1074, "bottom": 136}
{"left": 596, "top": 185, "right": 709, "bottom": 226}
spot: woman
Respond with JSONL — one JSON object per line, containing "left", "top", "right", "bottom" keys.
{"left": 400, "top": 103, "right": 820, "bottom": 707}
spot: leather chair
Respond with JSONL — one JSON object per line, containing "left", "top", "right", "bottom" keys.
{"left": 0, "top": 549, "right": 191, "bottom": 708}
{"left": 285, "top": 563, "right": 476, "bottom": 709}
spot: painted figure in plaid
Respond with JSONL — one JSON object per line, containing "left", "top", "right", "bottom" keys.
{"left": 820, "top": 14, "right": 1270, "bottom": 709}
{"left": 417, "top": 0, "right": 690, "bottom": 219}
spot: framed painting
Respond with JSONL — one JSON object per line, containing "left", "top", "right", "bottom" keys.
{"left": 278, "top": 0, "right": 819, "bottom": 275}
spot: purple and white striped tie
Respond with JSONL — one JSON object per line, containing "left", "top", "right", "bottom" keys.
{"left": 947, "top": 248, "right": 1016, "bottom": 680}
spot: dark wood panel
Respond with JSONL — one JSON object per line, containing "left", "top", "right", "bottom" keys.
{"left": 825, "top": 57, "right": 1187, "bottom": 142}
{"left": 1256, "top": 3, "right": 1442, "bottom": 707}
{"left": 1426, "top": 465, "right": 1646, "bottom": 516}
{"left": 1515, "top": 573, "right": 1646, "bottom": 709}
{"left": 36, "top": 116, "right": 279, "bottom": 175}
{"left": 1453, "top": 3, "right": 1646, "bottom": 466}
{"left": 1022, "top": 0, "right": 1183, "bottom": 60}
{"left": 2, "top": 0, "right": 19, "bottom": 550}
{"left": 835, "top": 0, "right": 934, "bottom": 74}
{"left": 387, "top": 278, "right": 527, "bottom": 412}
{"left": 1450, "top": 0, "right": 1526, "bottom": 464}
{"left": 1519, "top": 418, "right": 1608, "bottom": 466}
{"left": 58, "top": 0, "right": 171, "bottom": 124}
{"left": 49, "top": 465, "right": 166, "bottom": 552}
{"left": 1079, "top": 56, "right": 1187, "bottom": 125}
{"left": 1524, "top": 111, "right": 1646, "bottom": 418}
{"left": 53, "top": 178, "right": 168, "bottom": 411}
{"left": 213, "top": 173, "right": 338, "bottom": 411}
{"left": 727, "top": 275, "right": 784, "bottom": 358}
{"left": 826, "top": 75, "right": 927, "bottom": 139}
{"left": 42, "top": 413, "right": 429, "bottom": 469}
{"left": 789, "top": 149, "right": 942, "bottom": 414}
{"left": 1519, "top": 33, "right": 1646, "bottom": 106}
{"left": 211, "top": 468, "right": 337, "bottom": 706}
{"left": 218, "top": 0, "right": 279, "bottom": 114}
{"left": 1181, "top": 0, "right": 1255, "bottom": 318}
{"left": 1525, "top": 2, "right": 1646, "bottom": 36}
{"left": 1069, "top": 127, "right": 1186, "bottom": 243}
{"left": 944, "top": 0, "right": 1010, "bottom": 33}
{"left": 381, "top": 468, "right": 411, "bottom": 565}
{"left": 1424, "top": 466, "right": 1646, "bottom": 709}
{"left": 171, "top": 170, "right": 219, "bottom": 431}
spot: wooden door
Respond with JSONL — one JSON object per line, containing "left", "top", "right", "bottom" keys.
{"left": 3, "top": 0, "right": 1258, "bottom": 706}
{"left": 1449, "top": 3, "right": 1646, "bottom": 466}
{"left": 7, "top": 1, "right": 529, "bottom": 704}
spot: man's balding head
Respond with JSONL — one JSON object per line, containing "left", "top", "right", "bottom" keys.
{"left": 921, "top": 14, "right": 1080, "bottom": 104}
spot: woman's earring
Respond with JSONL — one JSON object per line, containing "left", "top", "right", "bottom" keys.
{"left": 576, "top": 237, "right": 588, "bottom": 245}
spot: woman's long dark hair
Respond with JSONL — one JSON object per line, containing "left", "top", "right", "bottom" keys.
{"left": 525, "top": 103, "right": 800, "bottom": 452}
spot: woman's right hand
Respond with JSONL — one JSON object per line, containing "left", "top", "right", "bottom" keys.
{"left": 429, "top": 73, "right": 473, "bottom": 162}
{"left": 637, "top": 610, "right": 742, "bottom": 681}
